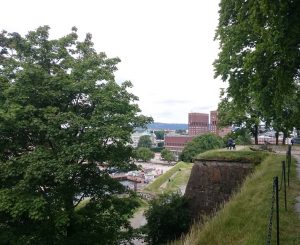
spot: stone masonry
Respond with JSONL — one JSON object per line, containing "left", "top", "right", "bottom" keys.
{"left": 184, "top": 160, "right": 253, "bottom": 220}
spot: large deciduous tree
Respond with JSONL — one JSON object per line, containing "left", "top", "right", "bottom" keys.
{"left": 0, "top": 26, "right": 151, "bottom": 244}
{"left": 134, "top": 147, "right": 154, "bottom": 162}
{"left": 137, "top": 135, "right": 153, "bottom": 148}
{"left": 161, "top": 149, "right": 174, "bottom": 163}
{"left": 214, "top": 0, "right": 300, "bottom": 144}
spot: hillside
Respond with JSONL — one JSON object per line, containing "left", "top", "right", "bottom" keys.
{"left": 147, "top": 122, "right": 188, "bottom": 130}
{"left": 174, "top": 151, "right": 300, "bottom": 244}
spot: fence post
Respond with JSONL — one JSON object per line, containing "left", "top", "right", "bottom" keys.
{"left": 275, "top": 176, "right": 279, "bottom": 245}
{"left": 282, "top": 161, "right": 287, "bottom": 211}
{"left": 287, "top": 145, "right": 291, "bottom": 187}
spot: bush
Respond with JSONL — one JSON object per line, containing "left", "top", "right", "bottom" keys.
{"left": 161, "top": 149, "right": 174, "bottom": 162}
{"left": 180, "top": 133, "right": 224, "bottom": 162}
{"left": 144, "top": 193, "right": 192, "bottom": 245}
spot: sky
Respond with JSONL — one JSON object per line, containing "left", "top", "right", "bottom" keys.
{"left": 0, "top": 0, "right": 225, "bottom": 124}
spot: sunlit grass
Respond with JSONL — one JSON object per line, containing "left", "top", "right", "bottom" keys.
{"left": 144, "top": 162, "right": 193, "bottom": 194}
{"left": 196, "top": 149, "right": 270, "bottom": 164}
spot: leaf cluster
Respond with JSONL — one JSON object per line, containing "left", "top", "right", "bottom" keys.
{"left": 144, "top": 193, "right": 192, "bottom": 245}
{"left": 180, "top": 133, "right": 224, "bottom": 162}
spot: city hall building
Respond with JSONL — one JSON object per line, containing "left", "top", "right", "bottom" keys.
{"left": 165, "top": 110, "right": 231, "bottom": 158}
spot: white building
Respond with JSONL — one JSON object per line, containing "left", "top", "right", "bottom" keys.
{"left": 130, "top": 129, "right": 156, "bottom": 148}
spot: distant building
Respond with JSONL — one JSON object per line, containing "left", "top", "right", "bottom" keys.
{"left": 165, "top": 110, "right": 232, "bottom": 156}
{"left": 130, "top": 129, "right": 156, "bottom": 148}
{"left": 164, "top": 135, "right": 193, "bottom": 160}
{"left": 210, "top": 110, "right": 232, "bottom": 137}
{"left": 210, "top": 110, "right": 218, "bottom": 134}
{"left": 188, "top": 113, "right": 209, "bottom": 136}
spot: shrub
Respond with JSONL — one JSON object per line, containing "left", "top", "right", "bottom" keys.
{"left": 144, "top": 193, "right": 192, "bottom": 244}
{"left": 180, "top": 133, "right": 223, "bottom": 162}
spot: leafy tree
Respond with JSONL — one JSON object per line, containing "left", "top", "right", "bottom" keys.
{"left": 223, "top": 128, "right": 252, "bottom": 146}
{"left": 138, "top": 135, "right": 153, "bottom": 148}
{"left": 0, "top": 26, "right": 151, "bottom": 244}
{"left": 154, "top": 130, "right": 165, "bottom": 140}
{"left": 214, "top": 0, "right": 300, "bottom": 143}
{"left": 218, "top": 96, "right": 260, "bottom": 144}
{"left": 134, "top": 147, "right": 154, "bottom": 162}
{"left": 144, "top": 193, "right": 192, "bottom": 245}
{"left": 161, "top": 149, "right": 174, "bottom": 163}
{"left": 180, "top": 133, "right": 224, "bottom": 162}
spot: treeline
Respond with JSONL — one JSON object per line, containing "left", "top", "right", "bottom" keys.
{"left": 215, "top": 0, "right": 300, "bottom": 144}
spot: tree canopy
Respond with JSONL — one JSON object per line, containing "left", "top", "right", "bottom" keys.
{"left": 134, "top": 147, "right": 154, "bottom": 162}
{"left": 161, "top": 149, "right": 174, "bottom": 163}
{"left": 154, "top": 130, "right": 164, "bottom": 140}
{"left": 0, "top": 26, "right": 151, "bottom": 244}
{"left": 137, "top": 135, "right": 153, "bottom": 148}
{"left": 180, "top": 133, "right": 224, "bottom": 162}
{"left": 214, "top": 0, "right": 300, "bottom": 144}
{"left": 144, "top": 193, "right": 192, "bottom": 245}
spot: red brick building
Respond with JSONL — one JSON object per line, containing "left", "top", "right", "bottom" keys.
{"left": 164, "top": 135, "right": 193, "bottom": 160}
{"left": 164, "top": 135, "right": 193, "bottom": 152}
{"left": 164, "top": 110, "right": 232, "bottom": 157}
{"left": 210, "top": 110, "right": 218, "bottom": 134}
{"left": 188, "top": 113, "right": 209, "bottom": 136}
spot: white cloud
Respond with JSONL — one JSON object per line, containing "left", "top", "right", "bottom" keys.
{"left": 0, "top": 0, "right": 225, "bottom": 123}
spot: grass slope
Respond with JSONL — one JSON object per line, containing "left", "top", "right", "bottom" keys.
{"left": 144, "top": 162, "right": 193, "bottom": 194}
{"left": 175, "top": 154, "right": 300, "bottom": 245}
{"left": 195, "top": 149, "right": 270, "bottom": 164}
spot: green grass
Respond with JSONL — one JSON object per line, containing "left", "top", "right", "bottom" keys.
{"left": 174, "top": 154, "right": 300, "bottom": 245}
{"left": 163, "top": 166, "right": 193, "bottom": 193}
{"left": 144, "top": 162, "right": 193, "bottom": 194}
{"left": 195, "top": 149, "right": 270, "bottom": 164}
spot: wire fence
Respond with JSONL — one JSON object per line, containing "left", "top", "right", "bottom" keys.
{"left": 266, "top": 145, "right": 292, "bottom": 245}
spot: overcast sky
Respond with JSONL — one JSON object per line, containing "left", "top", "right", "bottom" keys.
{"left": 0, "top": 0, "right": 225, "bottom": 124}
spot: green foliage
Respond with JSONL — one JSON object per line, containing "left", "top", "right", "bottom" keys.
{"left": 154, "top": 130, "right": 165, "bottom": 140}
{"left": 134, "top": 147, "right": 154, "bottom": 162}
{"left": 180, "top": 133, "right": 224, "bottom": 162}
{"left": 161, "top": 149, "right": 174, "bottom": 163}
{"left": 144, "top": 193, "right": 192, "bottom": 245}
{"left": 223, "top": 128, "right": 252, "bottom": 146}
{"left": 214, "top": 0, "right": 300, "bottom": 143}
{"left": 138, "top": 135, "right": 153, "bottom": 148}
{"left": 151, "top": 146, "right": 164, "bottom": 152}
{"left": 0, "top": 26, "right": 152, "bottom": 244}
{"left": 217, "top": 97, "right": 260, "bottom": 144}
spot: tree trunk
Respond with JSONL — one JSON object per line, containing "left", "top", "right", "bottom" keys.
{"left": 254, "top": 124, "right": 258, "bottom": 145}
{"left": 282, "top": 135, "right": 286, "bottom": 145}
{"left": 282, "top": 131, "right": 288, "bottom": 145}
{"left": 65, "top": 192, "right": 75, "bottom": 238}
{"left": 275, "top": 131, "right": 279, "bottom": 145}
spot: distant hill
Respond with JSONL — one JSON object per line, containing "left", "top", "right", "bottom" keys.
{"left": 148, "top": 122, "right": 188, "bottom": 130}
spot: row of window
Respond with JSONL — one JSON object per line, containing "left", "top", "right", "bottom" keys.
{"left": 165, "top": 143, "right": 185, "bottom": 147}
